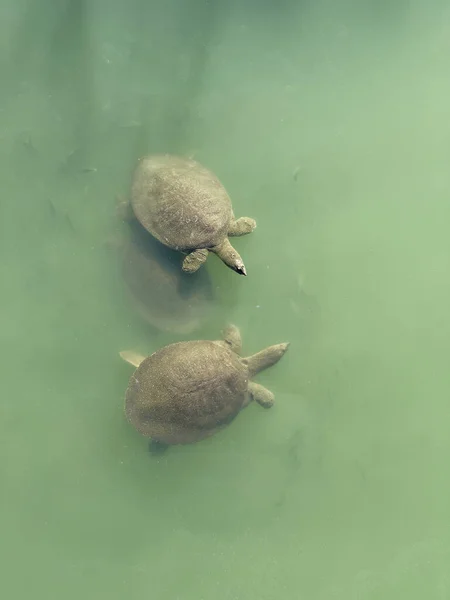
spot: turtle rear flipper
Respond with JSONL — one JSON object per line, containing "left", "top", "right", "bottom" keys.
{"left": 120, "top": 350, "right": 146, "bottom": 368}
{"left": 115, "top": 195, "right": 135, "bottom": 222}
{"left": 148, "top": 440, "right": 169, "bottom": 456}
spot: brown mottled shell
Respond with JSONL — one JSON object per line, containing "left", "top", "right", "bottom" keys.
{"left": 125, "top": 340, "right": 249, "bottom": 445}
{"left": 122, "top": 224, "right": 213, "bottom": 334}
{"left": 130, "top": 154, "right": 233, "bottom": 251}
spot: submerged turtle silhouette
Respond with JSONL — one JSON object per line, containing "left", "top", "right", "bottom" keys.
{"left": 122, "top": 221, "right": 214, "bottom": 335}
{"left": 128, "top": 154, "right": 256, "bottom": 276}
{"left": 120, "top": 325, "right": 289, "bottom": 452}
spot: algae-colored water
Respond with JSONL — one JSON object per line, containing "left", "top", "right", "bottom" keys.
{"left": 2, "top": 1, "right": 450, "bottom": 598}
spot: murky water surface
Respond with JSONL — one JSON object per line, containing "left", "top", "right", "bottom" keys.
{"left": 1, "top": 1, "right": 450, "bottom": 598}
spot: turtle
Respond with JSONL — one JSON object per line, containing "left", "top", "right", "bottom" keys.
{"left": 121, "top": 220, "right": 214, "bottom": 335}
{"left": 120, "top": 325, "right": 289, "bottom": 452}
{"left": 128, "top": 154, "right": 256, "bottom": 276}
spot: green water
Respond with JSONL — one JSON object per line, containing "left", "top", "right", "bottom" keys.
{"left": 2, "top": 0, "right": 450, "bottom": 598}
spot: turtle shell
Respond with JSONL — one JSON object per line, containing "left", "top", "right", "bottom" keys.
{"left": 130, "top": 154, "right": 233, "bottom": 251}
{"left": 125, "top": 340, "right": 249, "bottom": 445}
{"left": 122, "top": 223, "right": 214, "bottom": 334}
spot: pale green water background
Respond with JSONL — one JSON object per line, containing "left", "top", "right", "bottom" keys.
{"left": 2, "top": 0, "right": 450, "bottom": 598}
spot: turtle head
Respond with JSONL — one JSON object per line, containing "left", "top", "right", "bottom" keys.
{"left": 231, "top": 258, "right": 247, "bottom": 276}
{"left": 212, "top": 239, "right": 247, "bottom": 276}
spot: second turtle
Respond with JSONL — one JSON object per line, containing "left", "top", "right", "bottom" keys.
{"left": 130, "top": 154, "right": 256, "bottom": 276}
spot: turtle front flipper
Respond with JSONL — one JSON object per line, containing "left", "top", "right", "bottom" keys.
{"left": 248, "top": 381, "right": 274, "bottom": 408}
{"left": 228, "top": 216, "right": 256, "bottom": 236}
{"left": 213, "top": 324, "right": 242, "bottom": 354}
{"left": 222, "top": 324, "right": 242, "bottom": 354}
{"left": 182, "top": 248, "right": 209, "bottom": 273}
